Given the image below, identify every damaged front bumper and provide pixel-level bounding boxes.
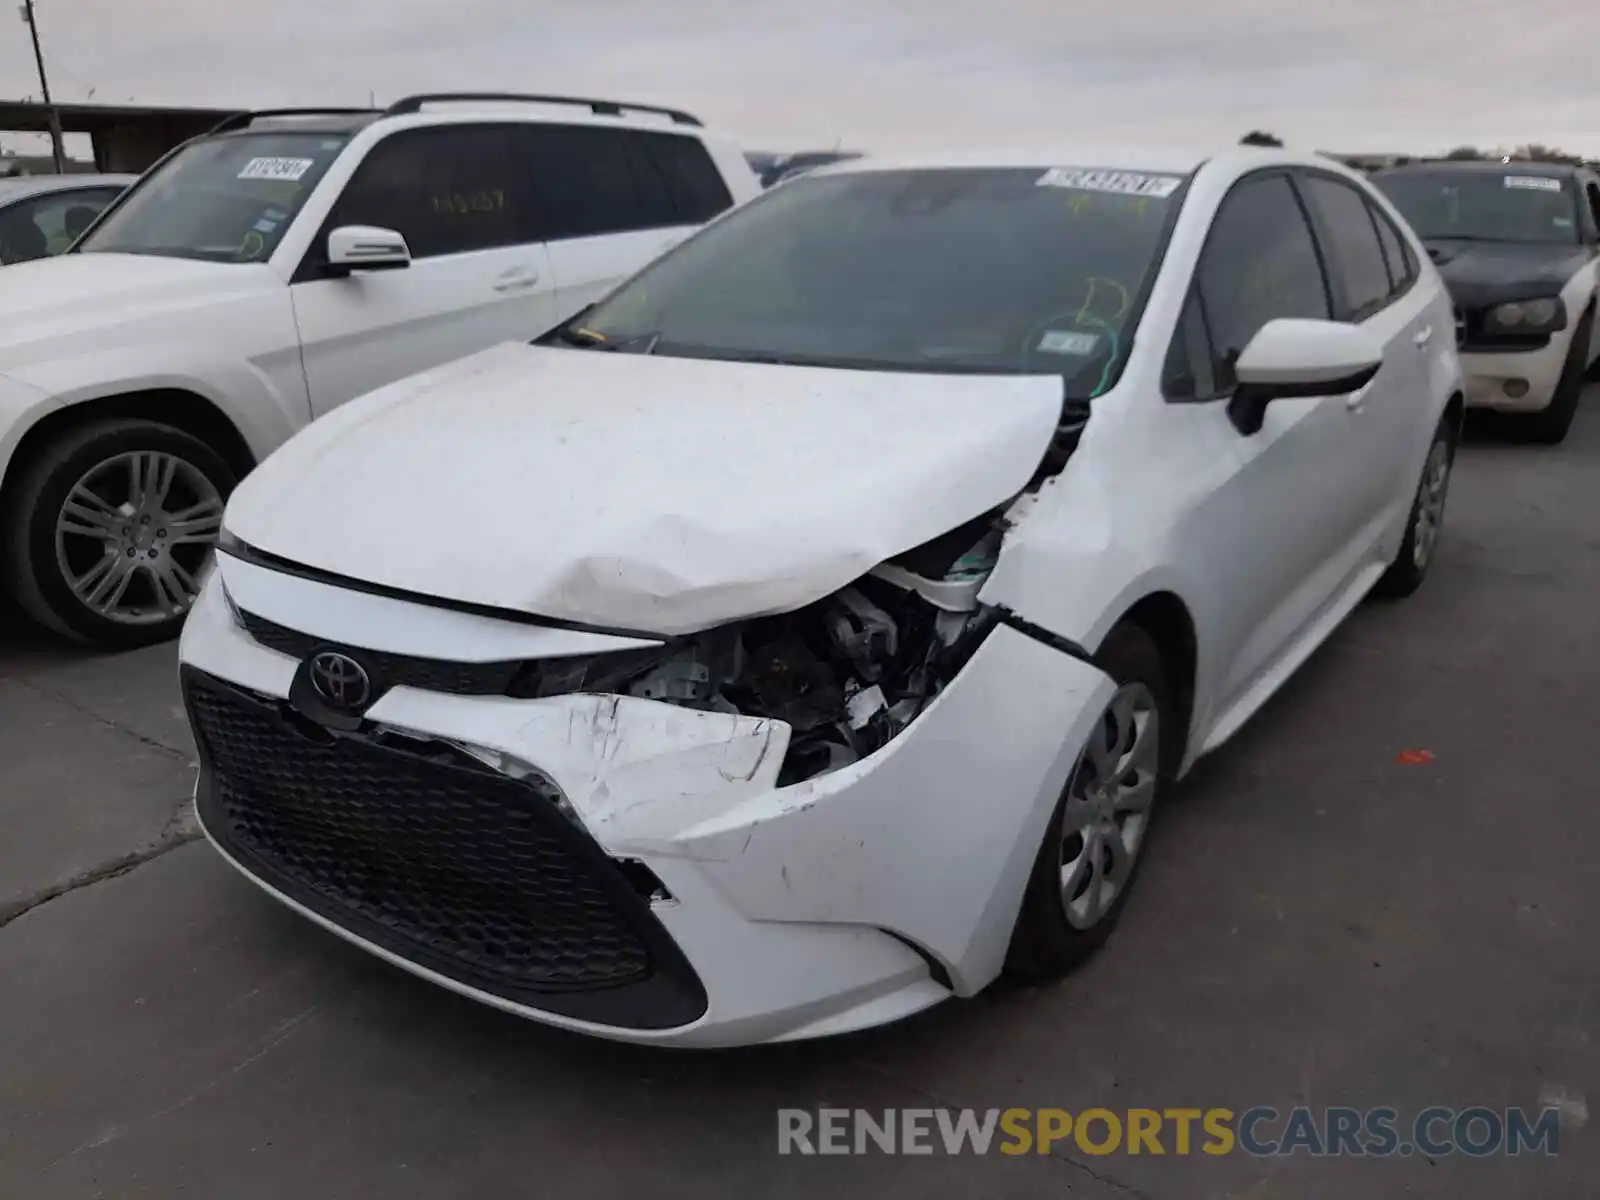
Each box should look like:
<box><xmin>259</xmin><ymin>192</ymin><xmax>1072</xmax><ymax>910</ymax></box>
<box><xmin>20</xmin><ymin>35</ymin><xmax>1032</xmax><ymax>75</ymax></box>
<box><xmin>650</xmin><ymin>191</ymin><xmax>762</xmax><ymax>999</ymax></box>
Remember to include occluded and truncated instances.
<box><xmin>180</xmin><ymin>558</ymin><xmax>1114</xmax><ymax>1047</ymax></box>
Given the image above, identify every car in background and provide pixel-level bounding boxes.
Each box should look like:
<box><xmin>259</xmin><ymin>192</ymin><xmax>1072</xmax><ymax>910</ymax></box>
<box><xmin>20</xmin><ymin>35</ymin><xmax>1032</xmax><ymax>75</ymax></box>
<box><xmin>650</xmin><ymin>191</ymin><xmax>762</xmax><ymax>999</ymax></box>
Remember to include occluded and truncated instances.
<box><xmin>0</xmin><ymin>93</ymin><xmax>759</xmax><ymax>649</ymax></box>
<box><xmin>744</xmin><ymin>150</ymin><xmax>782</xmax><ymax>180</ymax></box>
<box><xmin>755</xmin><ymin>149</ymin><xmax>864</xmax><ymax>188</ymax></box>
<box><xmin>0</xmin><ymin>174</ymin><xmax>135</xmax><ymax>265</ymax></box>
<box><xmin>181</xmin><ymin>145</ymin><xmax>1463</xmax><ymax>1047</ymax></box>
<box><xmin>1373</xmin><ymin>160</ymin><xmax>1600</xmax><ymax>442</ymax></box>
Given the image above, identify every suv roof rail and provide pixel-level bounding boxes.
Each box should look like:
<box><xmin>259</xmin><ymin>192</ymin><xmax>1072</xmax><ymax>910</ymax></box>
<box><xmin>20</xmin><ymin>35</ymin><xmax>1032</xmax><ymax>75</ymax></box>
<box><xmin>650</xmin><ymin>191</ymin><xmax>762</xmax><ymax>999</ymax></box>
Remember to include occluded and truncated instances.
<box><xmin>381</xmin><ymin>92</ymin><xmax>703</xmax><ymax>127</ymax></box>
<box><xmin>207</xmin><ymin>107</ymin><xmax>381</xmax><ymax>135</ymax></box>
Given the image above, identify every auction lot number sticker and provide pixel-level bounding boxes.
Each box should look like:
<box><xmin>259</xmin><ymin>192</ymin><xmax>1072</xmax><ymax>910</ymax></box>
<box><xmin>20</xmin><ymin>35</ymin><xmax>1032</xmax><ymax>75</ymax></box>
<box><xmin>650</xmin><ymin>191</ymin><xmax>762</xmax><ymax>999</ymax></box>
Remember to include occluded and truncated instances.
<box><xmin>1037</xmin><ymin>168</ymin><xmax>1182</xmax><ymax>197</ymax></box>
<box><xmin>238</xmin><ymin>157</ymin><xmax>316</xmax><ymax>182</ymax></box>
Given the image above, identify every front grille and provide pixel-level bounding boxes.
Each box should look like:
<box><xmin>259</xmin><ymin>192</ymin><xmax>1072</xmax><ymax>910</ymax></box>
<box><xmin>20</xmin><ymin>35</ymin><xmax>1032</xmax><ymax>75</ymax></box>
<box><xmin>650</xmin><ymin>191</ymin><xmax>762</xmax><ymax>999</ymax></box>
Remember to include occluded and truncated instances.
<box><xmin>185</xmin><ymin>668</ymin><xmax>706</xmax><ymax>1027</ymax></box>
<box><xmin>238</xmin><ymin>609</ymin><xmax>522</xmax><ymax>696</ymax></box>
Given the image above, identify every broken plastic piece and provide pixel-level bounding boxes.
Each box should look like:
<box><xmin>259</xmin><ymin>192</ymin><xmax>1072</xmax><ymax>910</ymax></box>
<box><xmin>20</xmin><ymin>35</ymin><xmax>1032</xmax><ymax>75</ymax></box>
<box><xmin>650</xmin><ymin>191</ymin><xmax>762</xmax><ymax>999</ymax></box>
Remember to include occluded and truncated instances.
<box><xmin>826</xmin><ymin>588</ymin><xmax>898</xmax><ymax>679</ymax></box>
<box><xmin>630</xmin><ymin>658</ymin><xmax>714</xmax><ymax>703</ymax></box>
<box><xmin>846</xmin><ymin>684</ymin><xmax>887</xmax><ymax>730</ymax></box>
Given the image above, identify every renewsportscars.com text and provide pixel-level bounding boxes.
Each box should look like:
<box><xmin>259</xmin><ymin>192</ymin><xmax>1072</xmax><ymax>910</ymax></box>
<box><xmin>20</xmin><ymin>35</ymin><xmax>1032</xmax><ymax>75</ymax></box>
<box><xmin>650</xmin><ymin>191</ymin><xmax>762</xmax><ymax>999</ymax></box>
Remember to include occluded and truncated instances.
<box><xmin>777</xmin><ymin>1106</ymin><xmax>1562</xmax><ymax>1158</ymax></box>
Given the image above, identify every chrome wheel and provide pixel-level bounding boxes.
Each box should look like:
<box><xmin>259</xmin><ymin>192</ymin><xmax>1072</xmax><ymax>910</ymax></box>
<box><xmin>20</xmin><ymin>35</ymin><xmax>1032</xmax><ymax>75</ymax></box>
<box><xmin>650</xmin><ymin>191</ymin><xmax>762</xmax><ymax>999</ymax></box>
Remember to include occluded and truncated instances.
<box><xmin>1411</xmin><ymin>438</ymin><xmax>1452</xmax><ymax>571</ymax></box>
<box><xmin>53</xmin><ymin>451</ymin><xmax>224</xmax><ymax>626</ymax></box>
<box><xmin>1059</xmin><ymin>682</ymin><xmax>1160</xmax><ymax>931</ymax></box>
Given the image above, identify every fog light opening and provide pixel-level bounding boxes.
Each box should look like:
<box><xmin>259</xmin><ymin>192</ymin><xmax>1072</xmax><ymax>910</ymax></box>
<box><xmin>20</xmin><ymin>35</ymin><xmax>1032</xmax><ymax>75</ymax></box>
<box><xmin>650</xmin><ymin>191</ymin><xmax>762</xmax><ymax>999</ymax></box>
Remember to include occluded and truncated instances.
<box><xmin>1503</xmin><ymin>379</ymin><xmax>1530</xmax><ymax>399</ymax></box>
<box><xmin>615</xmin><ymin>858</ymin><xmax>677</xmax><ymax>906</ymax></box>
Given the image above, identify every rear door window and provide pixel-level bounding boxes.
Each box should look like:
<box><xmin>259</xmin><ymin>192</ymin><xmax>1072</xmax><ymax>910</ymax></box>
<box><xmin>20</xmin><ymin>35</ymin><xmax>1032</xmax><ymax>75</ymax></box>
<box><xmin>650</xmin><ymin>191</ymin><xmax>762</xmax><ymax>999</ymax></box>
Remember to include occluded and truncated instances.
<box><xmin>510</xmin><ymin>124</ymin><xmax>680</xmax><ymax>239</ymax></box>
<box><xmin>1368</xmin><ymin>200</ymin><xmax>1415</xmax><ymax>294</ymax></box>
<box><xmin>1300</xmin><ymin>175</ymin><xmax>1393</xmax><ymax>321</ymax></box>
<box><xmin>634</xmin><ymin>132</ymin><xmax>734</xmax><ymax>223</ymax></box>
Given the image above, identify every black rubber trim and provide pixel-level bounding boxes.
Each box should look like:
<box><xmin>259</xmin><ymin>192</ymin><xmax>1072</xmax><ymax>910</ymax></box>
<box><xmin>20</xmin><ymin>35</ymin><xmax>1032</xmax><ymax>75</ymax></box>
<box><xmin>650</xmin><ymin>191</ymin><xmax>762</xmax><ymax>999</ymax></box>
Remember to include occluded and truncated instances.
<box><xmin>1459</xmin><ymin>335</ymin><xmax>1555</xmax><ymax>354</ymax></box>
<box><xmin>185</xmin><ymin>666</ymin><xmax>709</xmax><ymax>1030</ymax></box>
<box><xmin>216</xmin><ymin>537</ymin><xmax>665</xmax><ymax>642</ymax></box>
<box><xmin>881</xmin><ymin>930</ymin><xmax>954</xmax><ymax>991</ymax></box>
<box><xmin>992</xmin><ymin>607</ymin><xmax>1094</xmax><ymax>664</ymax></box>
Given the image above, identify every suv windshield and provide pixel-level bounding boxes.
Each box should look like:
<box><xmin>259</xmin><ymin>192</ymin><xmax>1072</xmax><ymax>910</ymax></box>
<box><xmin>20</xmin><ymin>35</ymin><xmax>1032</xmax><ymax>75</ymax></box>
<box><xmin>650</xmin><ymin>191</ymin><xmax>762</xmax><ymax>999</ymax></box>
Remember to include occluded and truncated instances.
<box><xmin>570</xmin><ymin>166</ymin><xmax>1188</xmax><ymax>397</ymax></box>
<box><xmin>77</xmin><ymin>132</ymin><xmax>350</xmax><ymax>263</ymax></box>
<box><xmin>1374</xmin><ymin>169</ymin><xmax>1579</xmax><ymax>245</ymax></box>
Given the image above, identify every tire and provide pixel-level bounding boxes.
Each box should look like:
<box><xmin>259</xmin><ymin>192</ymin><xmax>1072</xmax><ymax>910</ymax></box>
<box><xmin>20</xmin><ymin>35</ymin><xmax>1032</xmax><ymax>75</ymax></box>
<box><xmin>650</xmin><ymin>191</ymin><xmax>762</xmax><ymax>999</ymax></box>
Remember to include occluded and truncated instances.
<box><xmin>1524</xmin><ymin>306</ymin><xmax>1593</xmax><ymax>445</ymax></box>
<box><xmin>3</xmin><ymin>419</ymin><xmax>236</xmax><ymax>649</ymax></box>
<box><xmin>1006</xmin><ymin>623</ymin><xmax>1172</xmax><ymax>981</ymax></box>
<box><xmin>1373</xmin><ymin>409</ymin><xmax>1457</xmax><ymax>600</ymax></box>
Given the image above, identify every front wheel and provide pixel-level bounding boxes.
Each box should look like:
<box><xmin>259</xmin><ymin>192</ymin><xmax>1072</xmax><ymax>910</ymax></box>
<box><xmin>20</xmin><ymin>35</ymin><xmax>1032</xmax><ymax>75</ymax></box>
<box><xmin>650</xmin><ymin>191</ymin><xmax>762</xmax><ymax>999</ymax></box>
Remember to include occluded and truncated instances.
<box><xmin>1006</xmin><ymin>623</ymin><xmax>1171</xmax><ymax>981</ymax></box>
<box><xmin>1373</xmin><ymin>411</ymin><xmax>1456</xmax><ymax>599</ymax></box>
<box><xmin>3</xmin><ymin>419</ymin><xmax>235</xmax><ymax>649</ymax></box>
<box><xmin>1524</xmin><ymin>307</ymin><xmax>1593</xmax><ymax>445</ymax></box>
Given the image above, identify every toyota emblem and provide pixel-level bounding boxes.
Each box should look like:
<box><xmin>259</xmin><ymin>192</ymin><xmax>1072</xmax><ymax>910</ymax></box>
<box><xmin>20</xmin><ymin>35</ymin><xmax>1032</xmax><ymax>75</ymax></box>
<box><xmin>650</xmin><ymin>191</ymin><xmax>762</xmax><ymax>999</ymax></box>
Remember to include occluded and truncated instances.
<box><xmin>308</xmin><ymin>651</ymin><xmax>373</xmax><ymax>711</ymax></box>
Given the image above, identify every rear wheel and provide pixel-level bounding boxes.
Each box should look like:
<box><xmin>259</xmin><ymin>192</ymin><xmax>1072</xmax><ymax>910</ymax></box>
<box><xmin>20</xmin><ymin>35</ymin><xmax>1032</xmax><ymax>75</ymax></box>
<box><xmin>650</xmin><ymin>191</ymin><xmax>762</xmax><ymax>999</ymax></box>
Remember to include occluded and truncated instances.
<box><xmin>3</xmin><ymin>419</ymin><xmax>235</xmax><ymax>648</ymax></box>
<box><xmin>1525</xmin><ymin>307</ymin><xmax>1593</xmax><ymax>445</ymax></box>
<box><xmin>1006</xmin><ymin>624</ymin><xmax>1170</xmax><ymax>980</ymax></box>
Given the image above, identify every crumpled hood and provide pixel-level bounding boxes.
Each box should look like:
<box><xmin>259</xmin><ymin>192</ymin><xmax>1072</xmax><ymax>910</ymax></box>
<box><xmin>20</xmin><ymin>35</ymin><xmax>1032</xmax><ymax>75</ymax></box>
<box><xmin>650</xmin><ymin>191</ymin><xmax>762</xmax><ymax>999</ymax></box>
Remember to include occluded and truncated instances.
<box><xmin>225</xmin><ymin>341</ymin><xmax>1065</xmax><ymax>635</ymax></box>
<box><xmin>0</xmin><ymin>252</ymin><xmax>276</xmax><ymax>369</ymax></box>
<box><xmin>1425</xmin><ymin>239</ymin><xmax>1594</xmax><ymax>309</ymax></box>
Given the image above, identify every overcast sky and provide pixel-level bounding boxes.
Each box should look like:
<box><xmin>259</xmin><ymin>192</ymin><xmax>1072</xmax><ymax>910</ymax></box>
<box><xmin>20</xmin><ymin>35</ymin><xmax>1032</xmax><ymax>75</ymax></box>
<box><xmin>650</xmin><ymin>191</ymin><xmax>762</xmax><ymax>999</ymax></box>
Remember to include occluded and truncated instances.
<box><xmin>4</xmin><ymin>0</ymin><xmax>1599</xmax><ymax>157</ymax></box>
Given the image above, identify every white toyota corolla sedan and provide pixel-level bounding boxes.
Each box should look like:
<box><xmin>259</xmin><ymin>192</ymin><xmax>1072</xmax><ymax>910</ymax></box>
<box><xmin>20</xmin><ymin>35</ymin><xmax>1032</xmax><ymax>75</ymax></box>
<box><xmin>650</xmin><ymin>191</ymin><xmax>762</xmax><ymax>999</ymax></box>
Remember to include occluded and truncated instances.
<box><xmin>180</xmin><ymin>144</ymin><xmax>1464</xmax><ymax>1047</ymax></box>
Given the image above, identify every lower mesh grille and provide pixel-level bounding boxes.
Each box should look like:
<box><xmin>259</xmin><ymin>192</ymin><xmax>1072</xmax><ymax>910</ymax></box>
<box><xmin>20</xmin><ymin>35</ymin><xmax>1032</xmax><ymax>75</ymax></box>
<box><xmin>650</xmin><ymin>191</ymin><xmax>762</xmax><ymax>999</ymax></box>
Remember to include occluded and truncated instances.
<box><xmin>184</xmin><ymin>668</ymin><xmax>706</xmax><ymax>1027</ymax></box>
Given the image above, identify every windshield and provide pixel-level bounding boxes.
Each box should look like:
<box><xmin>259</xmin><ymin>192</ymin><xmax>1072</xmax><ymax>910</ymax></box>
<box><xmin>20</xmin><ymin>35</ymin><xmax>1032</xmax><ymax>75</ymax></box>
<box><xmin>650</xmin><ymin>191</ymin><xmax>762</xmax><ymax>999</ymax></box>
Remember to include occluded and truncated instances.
<box><xmin>77</xmin><ymin>132</ymin><xmax>350</xmax><ymax>263</ymax></box>
<box><xmin>1375</xmin><ymin>170</ymin><xmax>1578</xmax><ymax>245</ymax></box>
<box><xmin>570</xmin><ymin>166</ymin><xmax>1188</xmax><ymax>397</ymax></box>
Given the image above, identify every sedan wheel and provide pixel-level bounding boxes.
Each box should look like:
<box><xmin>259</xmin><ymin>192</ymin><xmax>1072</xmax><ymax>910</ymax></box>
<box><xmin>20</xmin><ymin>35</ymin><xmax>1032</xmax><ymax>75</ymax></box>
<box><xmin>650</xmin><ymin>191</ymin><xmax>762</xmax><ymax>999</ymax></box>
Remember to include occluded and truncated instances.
<box><xmin>1374</xmin><ymin>411</ymin><xmax>1457</xmax><ymax>600</ymax></box>
<box><xmin>1059</xmin><ymin>682</ymin><xmax>1159</xmax><ymax>930</ymax></box>
<box><xmin>1409</xmin><ymin>437</ymin><xmax>1452</xmax><ymax>572</ymax></box>
<box><xmin>1007</xmin><ymin>623</ymin><xmax>1172</xmax><ymax>980</ymax></box>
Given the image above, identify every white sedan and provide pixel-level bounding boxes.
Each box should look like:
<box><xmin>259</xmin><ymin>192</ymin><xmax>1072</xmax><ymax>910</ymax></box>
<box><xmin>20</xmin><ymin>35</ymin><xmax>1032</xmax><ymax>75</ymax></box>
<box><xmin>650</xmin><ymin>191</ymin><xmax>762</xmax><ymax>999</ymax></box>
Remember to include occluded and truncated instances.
<box><xmin>179</xmin><ymin>144</ymin><xmax>1464</xmax><ymax>1047</ymax></box>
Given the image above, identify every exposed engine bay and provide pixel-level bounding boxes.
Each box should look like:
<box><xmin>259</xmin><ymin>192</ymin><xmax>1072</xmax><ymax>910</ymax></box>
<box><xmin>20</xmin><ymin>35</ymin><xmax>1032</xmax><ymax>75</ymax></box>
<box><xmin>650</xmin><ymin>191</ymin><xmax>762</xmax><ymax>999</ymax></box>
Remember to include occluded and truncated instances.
<box><xmin>500</xmin><ymin>401</ymin><xmax>1092</xmax><ymax>784</ymax></box>
<box><xmin>508</xmin><ymin>518</ymin><xmax>1011</xmax><ymax>785</ymax></box>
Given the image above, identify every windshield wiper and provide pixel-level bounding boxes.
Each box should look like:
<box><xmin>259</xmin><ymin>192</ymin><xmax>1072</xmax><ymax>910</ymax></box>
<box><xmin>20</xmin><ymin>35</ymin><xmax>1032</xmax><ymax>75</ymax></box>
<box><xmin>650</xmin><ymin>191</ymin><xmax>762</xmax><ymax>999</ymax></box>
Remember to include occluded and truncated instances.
<box><xmin>551</xmin><ymin>327</ymin><xmax>661</xmax><ymax>354</ymax></box>
<box><xmin>553</xmin><ymin>326</ymin><xmax>611</xmax><ymax>348</ymax></box>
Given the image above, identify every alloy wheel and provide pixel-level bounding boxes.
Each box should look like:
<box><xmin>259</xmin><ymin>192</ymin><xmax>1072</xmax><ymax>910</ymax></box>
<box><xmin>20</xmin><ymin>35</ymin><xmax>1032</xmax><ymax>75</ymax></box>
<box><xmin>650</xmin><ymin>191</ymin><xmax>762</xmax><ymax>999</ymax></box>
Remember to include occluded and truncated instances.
<box><xmin>53</xmin><ymin>450</ymin><xmax>225</xmax><ymax>626</ymax></box>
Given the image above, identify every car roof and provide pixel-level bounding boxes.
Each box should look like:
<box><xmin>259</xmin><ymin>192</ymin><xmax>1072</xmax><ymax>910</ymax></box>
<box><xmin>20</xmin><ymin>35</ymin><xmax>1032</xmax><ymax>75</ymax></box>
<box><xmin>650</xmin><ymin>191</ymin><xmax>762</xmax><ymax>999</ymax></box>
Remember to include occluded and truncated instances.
<box><xmin>234</xmin><ymin>113</ymin><xmax>383</xmax><ymax>136</ymax></box>
<box><xmin>207</xmin><ymin>96</ymin><xmax>716</xmax><ymax>143</ymax></box>
<box><xmin>1373</xmin><ymin>160</ymin><xmax>1579</xmax><ymax>180</ymax></box>
<box><xmin>0</xmin><ymin>173</ymin><xmax>137</xmax><ymax>201</ymax></box>
<box><xmin>812</xmin><ymin>144</ymin><xmax>1344</xmax><ymax>179</ymax></box>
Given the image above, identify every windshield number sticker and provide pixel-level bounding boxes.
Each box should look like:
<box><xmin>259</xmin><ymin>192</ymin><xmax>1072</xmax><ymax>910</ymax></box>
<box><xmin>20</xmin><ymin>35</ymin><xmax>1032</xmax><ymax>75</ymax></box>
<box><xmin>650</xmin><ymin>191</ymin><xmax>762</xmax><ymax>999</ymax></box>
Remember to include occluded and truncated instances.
<box><xmin>1037</xmin><ymin>168</ymin><xmax>1181</xmax><ymax>198</ymax></box>
<box><xmin>1038</xmin><ymin>330</ymin><xmax>1101</xmax><ymax>356</ymax></box>
<box><xmin>1505</xmin><ymin>175</ymin><xmax>1561</xmax><ymax>192</ymax></box>
<box><xmin>238</xmin><ymin>157</ymin><xmax>315</xmax><ymax>182</ymax></box>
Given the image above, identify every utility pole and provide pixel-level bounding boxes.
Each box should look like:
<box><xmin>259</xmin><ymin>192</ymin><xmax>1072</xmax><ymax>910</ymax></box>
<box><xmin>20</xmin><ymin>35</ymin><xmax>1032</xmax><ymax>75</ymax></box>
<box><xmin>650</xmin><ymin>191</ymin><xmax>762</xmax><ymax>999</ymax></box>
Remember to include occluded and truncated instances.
<box><xmin>19</xmin><ymin>0</ymin><xmax>66</xmax><ymax>173</ymax></box>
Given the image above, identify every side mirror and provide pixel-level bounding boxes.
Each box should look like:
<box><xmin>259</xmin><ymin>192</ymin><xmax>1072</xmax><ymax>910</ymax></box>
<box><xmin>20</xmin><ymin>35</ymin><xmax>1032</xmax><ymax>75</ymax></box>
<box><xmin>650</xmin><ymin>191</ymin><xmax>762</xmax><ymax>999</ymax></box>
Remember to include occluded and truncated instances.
<box><xmin>1227</xmin><ymin>318</ymin><xmax>1385</xmax><ymax>436</ymax></box>
<box><xmin>326</xmin><ymin>224</ymin><xmax>411</xmax><ymax>274</ymax></box>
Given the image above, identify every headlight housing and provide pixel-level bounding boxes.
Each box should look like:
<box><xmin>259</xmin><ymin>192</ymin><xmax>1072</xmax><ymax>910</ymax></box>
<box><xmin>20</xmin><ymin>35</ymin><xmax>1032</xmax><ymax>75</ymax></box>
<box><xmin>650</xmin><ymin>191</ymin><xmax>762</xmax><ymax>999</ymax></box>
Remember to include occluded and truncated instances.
<box><xmin>1484</xmin><ymin>297</ymin><xmax>1566</xmax><ymax>335</ymax></box>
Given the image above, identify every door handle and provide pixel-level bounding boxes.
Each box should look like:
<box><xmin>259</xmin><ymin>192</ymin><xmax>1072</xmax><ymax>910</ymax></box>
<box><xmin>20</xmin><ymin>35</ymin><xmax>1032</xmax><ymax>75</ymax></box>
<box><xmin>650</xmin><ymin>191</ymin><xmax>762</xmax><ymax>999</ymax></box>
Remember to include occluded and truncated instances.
<box><xmin>493</xmin><ymin>267</ymin><xmax>539</xmax><ymax>293</ymax></box>
<box><xmin>1413</xmin><ymin>326</ymin><xmax>1433</xmax><ymax>348</ymax></box>
<box><xmin>1346</xmin><ymin>385</ymin><xmax>1370</xmax><ymax>412</ymax></box>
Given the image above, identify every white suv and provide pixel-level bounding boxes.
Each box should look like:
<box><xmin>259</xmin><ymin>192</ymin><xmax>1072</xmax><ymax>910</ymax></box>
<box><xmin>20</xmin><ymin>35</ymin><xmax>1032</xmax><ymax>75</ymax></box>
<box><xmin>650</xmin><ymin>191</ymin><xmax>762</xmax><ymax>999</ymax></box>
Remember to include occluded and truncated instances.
<box><xmin>0</xmin><ymin>92</ymin><xmax>759</xmax><ymax>647</ymax></box>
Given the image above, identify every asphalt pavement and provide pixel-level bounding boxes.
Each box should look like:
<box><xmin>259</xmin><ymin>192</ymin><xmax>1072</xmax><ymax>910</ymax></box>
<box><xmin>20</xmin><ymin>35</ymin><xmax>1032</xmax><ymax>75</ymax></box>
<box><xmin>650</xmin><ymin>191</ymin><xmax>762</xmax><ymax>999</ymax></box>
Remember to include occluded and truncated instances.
<box><xmin>3</xmin><ymin>390</ymin><xmax>1599</xmax><ymax>1199</ymax></box>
